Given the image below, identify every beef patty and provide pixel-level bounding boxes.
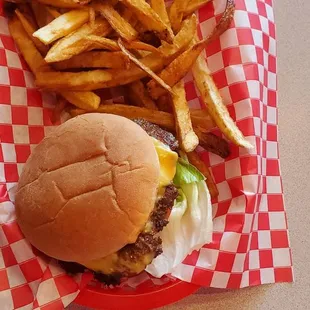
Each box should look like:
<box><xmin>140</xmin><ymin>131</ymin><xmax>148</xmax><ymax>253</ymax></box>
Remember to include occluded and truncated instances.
<box><xmin>59</xmin><ymin>185</ymin><xmax>178</xmax><ymax>285</ymax></box>
<box><xmin>134</xmin><ymin>119</ymin><xmax>179</xmax><ymax>151</ymax></box>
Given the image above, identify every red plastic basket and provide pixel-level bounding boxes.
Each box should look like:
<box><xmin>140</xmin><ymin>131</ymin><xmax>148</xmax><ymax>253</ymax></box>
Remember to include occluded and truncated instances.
<box><xmin>75</xmin><ymin>280</ymin><xmax>200</xmax><ymax>310</ymax></box>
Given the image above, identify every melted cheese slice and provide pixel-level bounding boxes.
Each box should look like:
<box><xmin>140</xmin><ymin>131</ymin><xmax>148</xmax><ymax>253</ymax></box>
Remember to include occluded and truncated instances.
<box><xmin>81</xmin><ymin>139</ymin><xmax>178</xmax><ymax>274</ymax></box>
<box><xmin>152</xmin><ymin>138</ymin><xmax>178</xmax><ymax>188</ymax></box>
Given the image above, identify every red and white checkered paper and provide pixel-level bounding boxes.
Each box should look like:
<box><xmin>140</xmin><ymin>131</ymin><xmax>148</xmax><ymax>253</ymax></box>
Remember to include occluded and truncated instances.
<box><xmin>0</xmin><ymin>0</ymin><xmax>293</xmax><ymax>309</ymax></box>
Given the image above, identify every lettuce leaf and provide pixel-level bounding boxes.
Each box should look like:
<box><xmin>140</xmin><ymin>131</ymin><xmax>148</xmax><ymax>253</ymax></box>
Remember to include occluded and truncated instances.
<box><xmin>173</xmin><ymin>158</ymin><xmax>205</xmax><ymax>186</ymax></box>
<box><xmin>146</xmin><ymin>181</ymin><xmax>213</xmax><ymax>278</ymax></box>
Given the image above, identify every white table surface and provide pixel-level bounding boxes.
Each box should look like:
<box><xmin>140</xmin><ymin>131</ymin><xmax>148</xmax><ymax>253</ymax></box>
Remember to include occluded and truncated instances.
<box><xmin>69</xmin><ymin>0</ymin><xmax>310</xmax><ymax>309</ymax></box>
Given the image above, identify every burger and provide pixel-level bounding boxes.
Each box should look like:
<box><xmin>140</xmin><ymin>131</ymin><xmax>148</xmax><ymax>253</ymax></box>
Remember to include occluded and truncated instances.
<box><xmin>15</xmin><ymin>113</ymin><xmax>212</xmax><ymax>285</ymax></box>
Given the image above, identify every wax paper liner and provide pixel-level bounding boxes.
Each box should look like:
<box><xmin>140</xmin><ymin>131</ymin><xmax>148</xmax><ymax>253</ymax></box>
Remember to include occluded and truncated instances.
<box><xmin>0</xmin><ymin>0</ymin><xmax>293</xmax><ymax>309</ymax></box>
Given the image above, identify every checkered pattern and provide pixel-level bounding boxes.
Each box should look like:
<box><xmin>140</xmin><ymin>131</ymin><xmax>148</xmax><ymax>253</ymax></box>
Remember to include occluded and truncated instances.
<box><xmin>0</xmin><ymin>0</ymin><xmax>293</xmax><ymax>308</ymax></box>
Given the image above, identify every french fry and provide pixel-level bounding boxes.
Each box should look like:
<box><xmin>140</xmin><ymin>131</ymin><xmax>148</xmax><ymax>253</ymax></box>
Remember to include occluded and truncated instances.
<box><xmin>191</xmin><ymin>113</ymin><xmax>214</xmax><ymax>132</ymax></box>
<box><xmin>84</xmin><ymin>37</ymin><xmax>161</xmax><ymax>53</ymax></box>
<box><xmin>8</xmin><ymin>15</ymin><xmax>100</xmax><ymax>111</ymax></box>
<box><xmin>37</xmin><ymin>0</ymin><xmax>91</xmax><ymax>9</ymax></box>
<box><xmin>187</xmin><ymin>151</ymin><xmax>219</xmax><ymax>199</ymax></box>
<box><xmin>33</xmin><ymin>9</ymin><xmax>90</xmax><ymax>45</ymax></box>
<box><xmin>183</xmin><ymin>0</ymin><xmax>211</xmax><ymax>17</ymax></box>
<box><xmin>150</xmin><ymin>0</ymin><xmax>171</xmax><ymax>28</ymax></box>
<box><xmin>192</xmin><ymin>54</ymin><xmax>252</xmax><ymax>149</ymax></box>
<box><xmin>93</xmin><ymin>1</ymin><xmax>138</xmax><ymax>42</ymax></box>
<box><xmin>124</xmin><ymin>41</ymin><xmax>161</xmax><ymax>54</ymax></box>
<box><xmin>45</xmin><ymin>18</ymin><xmax>111</xmax><ymax>62</ymax></box>
<box><xmin>127</xmin><ymin>81</ymin><xmax>158</xmax><ymax>110</ymax></box>
<box><xmin>70</xmin><ymin>104</ymin><xmax>176</xmax><ymax>131</ymax></box>
<box><xmin>147</xmin><ymin>39</ymin><xmax>203</xmax><ymax>99</ymax></box>
<box><xmin>9</xmin><ymin>15</ymin><xmax>50</xmax><ymax>74</ymax></box>
<box><xmin>195</xmin><ymin>129</ymin><xmax>230</xmax><ymax>158</ymax></box>
<box><xmin>36</xmin><ymin>17</ymin><xmax>198</xmax><ymax>90</ymax></box>
<box><xmin>121</xmin><ymin>0</ymin><xmax>174</xmax><ymax>43</ymax></box>
<box><xmin>172</xmin><ymin>81</ymin><xmax>199</xmax><ymax>152</ymax></box>
<box><xmin>35</xmin><ymin>65</ymin><xmax>160</xmax><ymax>91</ymax></box>
<box><xmin>189</xmin><ymin>109</ymin><xmax>215</xmax><ymax>130</ymax></box>
<box><xmin>60</xmin><ymin>91</ymin><xmax>100</xmax><ymax>110</ymax></box>
<box><xmin>147</xmin><ymin>1</ymin><xmax>235</xmax><ymax>99</ymax></box>
<box><xmin>118</xmin><ymin>40</ymin><xmax>174</xmax><ymax>95</ymax></box>
<box><xmin>53</xmin><ymin>51</ymin><xmax>130</xmax><ymax>70</ymax></box>
<box><xmin>169</xmin><ymin>0</ymin><xmax>191</xmax><ymax>34</ymax></box>
<box><xmin>69</xmin><ymin>104</ymin><xmax>215</xmax><ymax>133</ymax></box>
<box><xmin>15</xmin><ymin>9</ymin><xmax>49</xmax><ymax>55</ymax></box>
<box><xmin>162</xmin><ymin>14</ymin><xmax>197</xmax><ymax>59</ymax></box>
<box><xmin>206</xmin><ymin>0</ymin><xmax>235</xmax><ymax>44</ymax></box>
<box><xmin>86</xmin><ymin>35</ymin><xmax>120</xmax><ymax>50</ymax></box>
<box><xmin>190</xmin><ymin>109</ymin><xmax>210</xmax><ymax>118</ymax></box>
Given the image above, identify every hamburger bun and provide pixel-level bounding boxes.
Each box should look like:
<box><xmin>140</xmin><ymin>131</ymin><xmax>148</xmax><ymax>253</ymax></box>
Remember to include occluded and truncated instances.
<box><xmin>15</xmin><ymin>114</ymin><xmax>160</xmax><ymax>263</ymax></box>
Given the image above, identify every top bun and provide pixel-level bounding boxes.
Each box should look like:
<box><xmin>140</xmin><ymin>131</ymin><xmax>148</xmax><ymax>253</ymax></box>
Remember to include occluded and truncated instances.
<box><xmin>15</xmin><ymin>114</ymin><xmax>160</xmax><ymax>263</ymax></box>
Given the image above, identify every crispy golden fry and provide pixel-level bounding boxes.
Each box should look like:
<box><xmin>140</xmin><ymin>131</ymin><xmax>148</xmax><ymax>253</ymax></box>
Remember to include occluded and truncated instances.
<box><xmin>127</xmin><ymin>81</ymin><xmax>158</xmax><ymax>110</ymax></box>
<box><xmin>189</xmin><ymin>109</ymin><xmax>215</xmax><ymax>129</ymax></box>
<box><xmin>69</xmin><ymin>104</ymin><xmax>214</xmax><ymax>133</ymax></box>
<box><xmin>83</xmin><ymin>36</ymin><xmax>161</xmax><ymax>53</ymax></box>
<box><xmin>86</xmin><ymin>35</ymin><xmax>120</xmax><ymax>50</ymax></box>
<box><xmin>183</xmin><ymin>0</ymin><xmax>211</xmax><ymax>17</ymax></box>
<box><xmin>195</xmin><ymin>129</ymin><xmax>230</xmax><ymax>158</ymax></box>
<box><xmin>156</xmin><ymin>96</ymin><xmax>214</xmax><ymax>129</ymax></box>
<box><xmin>45</xmin><ymin>18</ymin><xmax>111</xmax><ymax>62</ymax></box>
<box><xmin>93</xmin><ymin>1</ymin><xmax>138</xmax><ymax>42</ymax></box>
<box><xmin>187</xmin><ymin>151</ymin><xmax>219</xmax><ymax>199</ymax></box>
<box><xmin>33</xmin><ymin>9</ymin><xmax>90</xmax><ymax>45</ymax></box>
<box><xmin>121</xmin><ymin>0</ymin><xmax>174</xmax><ymax>43</ymax></box>
<box><xmin>35</xmin><ymin>64</ymin><xmax>158</xmax><ymax>91</ymax></box>
<box><xmin>147</xmin><ymin>39</ymin><xmax>203</xmax><ymax>99</ymax></box>
<box><xmin>169</xmin><ymin>0</ymin><xmax>190</xmax><ymax>34</ymax></box>
<box><xmin>37</xmin><ymin>0</ymin><xmax>91</xmax><ymax>9</ymax></box>
<box><xmin>124</xmin><ymin>41</ymin><xmax>161</xmax><ymax>54</ymax></box>
<box><xmin>118</xmin><ymin>40</ymin><xmax>174</xmax><ymax>95</ymax></box>
<box><xmin>60</xmin><ymin>91</ymin><xmax>100</xmax><ymax>110</ymax></box>
<box><xmin>8</xmin><ymin>16</ymin><xmax>50</xmax><ymax>74</ymax></box>
<box><xmin>150</xmin><ymin>0</ymin><xmax>171</xmax><ymax>28</ymax></box>
<box><xmin>36</xmin><ymin>17</ymin><xmax>197</xmax><ymax>90</ymax></box>
<box><xmin>8</xmin><ymin>15</ymin><xmax>100</xmax><ymax>111</ymax></box>
<box><xmin>147</xmin><ymin>1</ymin><xmax>235</xmax><ymax>98</ymax></box>
<box><xmin>31</xmin><ymin>1</ymin><xmax>55</xmax><ymax>28</ymax></box>
<box><xmin>15</xmin><ymin>9</ymin><xmax>49</xmax><ymax>55</ymax></box>
<box><xmin>209</xmin><ymin>0</ymin><xmax>235</xmax><ymax>44</ymax></box>
<box><xmin>172</xmin><ymin>81</ymin><xmax>199</xmax><ymax>152</ymax></box>
<box><xmin>70</xmin><ymin>104</ymin><xmax>176</xmax><ymax>131</ymax></box>
<box><xmin>134</xmin><ymin>50</ymin><xmax>151</xmax><ymax>58</ymax></box>
<box><xmin>192</xmin><ymin>54</ymin><xmax>252</xmax><ymax>149</ymax></box>
<box><xmin>53</xmin><ymin>51</ymin><xmax>130</xmax><ymax>70</ymax></box>
<box><xmin>163</xmin><ymin>14</ymin><xmax>197</xmax><ymax>59</ymax></box>
<box><xmin>190</xmin><ymin>109</ymin><xmax>210</xmax><ymax>118</ymax></box>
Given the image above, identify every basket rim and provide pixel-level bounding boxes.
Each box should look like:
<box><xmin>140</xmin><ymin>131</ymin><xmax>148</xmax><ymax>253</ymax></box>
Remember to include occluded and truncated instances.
<box><xmin>75</xmin><ymin>279</ymin><xmax>200</xmax><ymax>309</ymax></box>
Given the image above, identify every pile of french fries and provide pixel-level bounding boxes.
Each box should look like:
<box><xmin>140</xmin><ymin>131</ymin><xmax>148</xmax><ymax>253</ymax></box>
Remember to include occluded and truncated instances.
<box><xmin>6</xmin><ymin>0</ymin><xmax>252</xmax><ymax>199</ymax></box>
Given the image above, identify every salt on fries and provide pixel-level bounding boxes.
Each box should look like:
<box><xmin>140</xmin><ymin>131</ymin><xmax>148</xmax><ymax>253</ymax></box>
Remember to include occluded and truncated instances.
<box><xmin>5</xmin><ymin>0</ymin><xmax>252</xmax><ymax>198</ymax></box>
